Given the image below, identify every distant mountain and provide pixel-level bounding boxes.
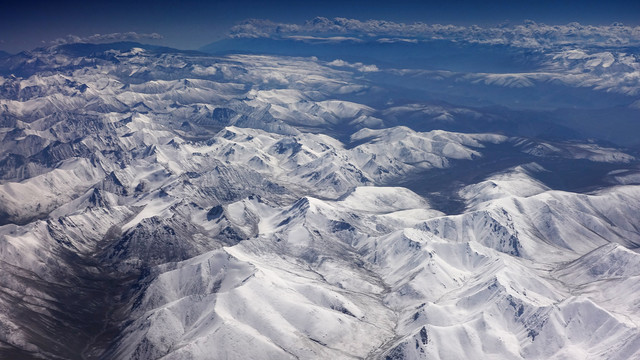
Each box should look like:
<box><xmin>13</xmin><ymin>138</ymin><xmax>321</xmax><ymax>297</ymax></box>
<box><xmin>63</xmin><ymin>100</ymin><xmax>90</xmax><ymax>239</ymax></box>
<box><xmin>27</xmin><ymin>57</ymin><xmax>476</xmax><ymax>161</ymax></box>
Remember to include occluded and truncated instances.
<box><xmin>51</xmin><ymin>41</ymin><xmax>200</xmax><ymax>57</ymax></box>
<box><xmin>0</xmin><ymin>42</ymin><xmax>205</xmax><ymax>78</ymax></box>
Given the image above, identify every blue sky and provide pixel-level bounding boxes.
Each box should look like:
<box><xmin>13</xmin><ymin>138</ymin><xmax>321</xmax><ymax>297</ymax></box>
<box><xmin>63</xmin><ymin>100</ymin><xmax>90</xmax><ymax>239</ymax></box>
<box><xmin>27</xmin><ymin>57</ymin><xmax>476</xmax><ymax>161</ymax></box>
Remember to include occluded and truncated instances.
<box><xmin>1</xmin><ymin>0</ymin><xmax>639</xmax><ymax>53</ymax></box>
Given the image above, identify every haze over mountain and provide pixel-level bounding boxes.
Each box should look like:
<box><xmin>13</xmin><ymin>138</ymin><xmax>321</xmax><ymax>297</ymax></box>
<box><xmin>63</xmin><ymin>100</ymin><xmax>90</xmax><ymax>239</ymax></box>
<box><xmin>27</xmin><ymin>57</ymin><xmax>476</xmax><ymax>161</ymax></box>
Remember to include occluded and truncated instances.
<box><xmin>1</xmin><ymin>6</ymin><xmax>640</xmax><ymax>360</ymax></box>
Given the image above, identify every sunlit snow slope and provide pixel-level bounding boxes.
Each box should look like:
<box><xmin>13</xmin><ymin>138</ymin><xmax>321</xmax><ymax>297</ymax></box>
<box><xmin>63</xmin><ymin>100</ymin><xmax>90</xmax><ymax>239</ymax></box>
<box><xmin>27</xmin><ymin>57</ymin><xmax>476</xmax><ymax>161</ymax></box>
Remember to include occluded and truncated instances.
<box><xmin>0</xmin><ymin>42</ymin><xmax>639</xmax><ymax>359</ymax></box>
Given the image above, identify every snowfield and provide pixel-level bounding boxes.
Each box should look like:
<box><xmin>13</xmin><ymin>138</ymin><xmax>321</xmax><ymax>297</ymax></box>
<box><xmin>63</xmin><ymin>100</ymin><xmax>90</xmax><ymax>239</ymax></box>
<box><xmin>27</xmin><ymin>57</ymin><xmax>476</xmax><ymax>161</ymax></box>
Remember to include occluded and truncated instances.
<box><xmin>0</xmin><ymin>41</ymin><xmax>639</xmax><ymax>359</ymax></box>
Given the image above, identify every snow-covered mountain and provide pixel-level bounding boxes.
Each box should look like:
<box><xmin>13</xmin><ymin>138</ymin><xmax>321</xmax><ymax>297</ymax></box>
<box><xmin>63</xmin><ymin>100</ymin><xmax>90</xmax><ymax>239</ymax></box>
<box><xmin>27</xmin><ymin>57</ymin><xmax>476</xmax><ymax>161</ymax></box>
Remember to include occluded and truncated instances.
<box><xmin>1</xmin><ymin>40</ymin><xmax>640</xmax><ymax>359</ymax></box>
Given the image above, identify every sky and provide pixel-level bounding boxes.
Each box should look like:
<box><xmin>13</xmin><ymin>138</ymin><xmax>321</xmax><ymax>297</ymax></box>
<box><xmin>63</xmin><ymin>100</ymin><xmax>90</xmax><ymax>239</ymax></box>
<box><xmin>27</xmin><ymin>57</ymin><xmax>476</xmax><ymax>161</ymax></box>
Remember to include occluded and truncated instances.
<box><xmin>1</xmin><ymin>0</ymin><xmax>639</xmax><ymax>53</ymax></box>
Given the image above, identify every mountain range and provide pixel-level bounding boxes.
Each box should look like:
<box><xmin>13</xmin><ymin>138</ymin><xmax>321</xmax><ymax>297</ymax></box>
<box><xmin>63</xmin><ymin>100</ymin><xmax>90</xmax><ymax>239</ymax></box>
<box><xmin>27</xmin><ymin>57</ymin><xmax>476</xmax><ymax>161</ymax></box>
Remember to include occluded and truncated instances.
<box><xmin>0</xmin><ymin>32</ymin><xmax>639</xmax><ymax>359</ymax></box>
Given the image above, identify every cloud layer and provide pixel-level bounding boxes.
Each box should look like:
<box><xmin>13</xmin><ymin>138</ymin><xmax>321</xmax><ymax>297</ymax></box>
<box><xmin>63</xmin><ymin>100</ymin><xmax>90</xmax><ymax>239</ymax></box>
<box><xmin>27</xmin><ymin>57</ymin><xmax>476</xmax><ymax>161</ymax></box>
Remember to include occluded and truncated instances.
<box><xmin>230</xmin><ymin>17</ymin><xmax>640</xmax><ymax>49</ymax></box>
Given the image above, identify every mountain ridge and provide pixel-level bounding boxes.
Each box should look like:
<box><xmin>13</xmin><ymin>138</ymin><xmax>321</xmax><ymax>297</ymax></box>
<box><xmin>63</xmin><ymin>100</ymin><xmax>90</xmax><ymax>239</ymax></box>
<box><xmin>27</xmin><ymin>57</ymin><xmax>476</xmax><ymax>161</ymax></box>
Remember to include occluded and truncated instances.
<box><xmin>0</xmin><ymin>41</ymin><xmax>639</xmax><ymax>359</ymax></box>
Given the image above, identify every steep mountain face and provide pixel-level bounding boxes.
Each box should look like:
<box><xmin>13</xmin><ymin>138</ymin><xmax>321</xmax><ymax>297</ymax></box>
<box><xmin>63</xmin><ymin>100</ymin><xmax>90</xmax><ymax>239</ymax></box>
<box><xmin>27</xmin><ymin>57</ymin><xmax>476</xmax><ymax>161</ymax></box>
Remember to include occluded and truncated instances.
<box><xmin>0</xmin><ymin>42</ymin><xmax>639</xmax><ymax>359</ymax></box>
